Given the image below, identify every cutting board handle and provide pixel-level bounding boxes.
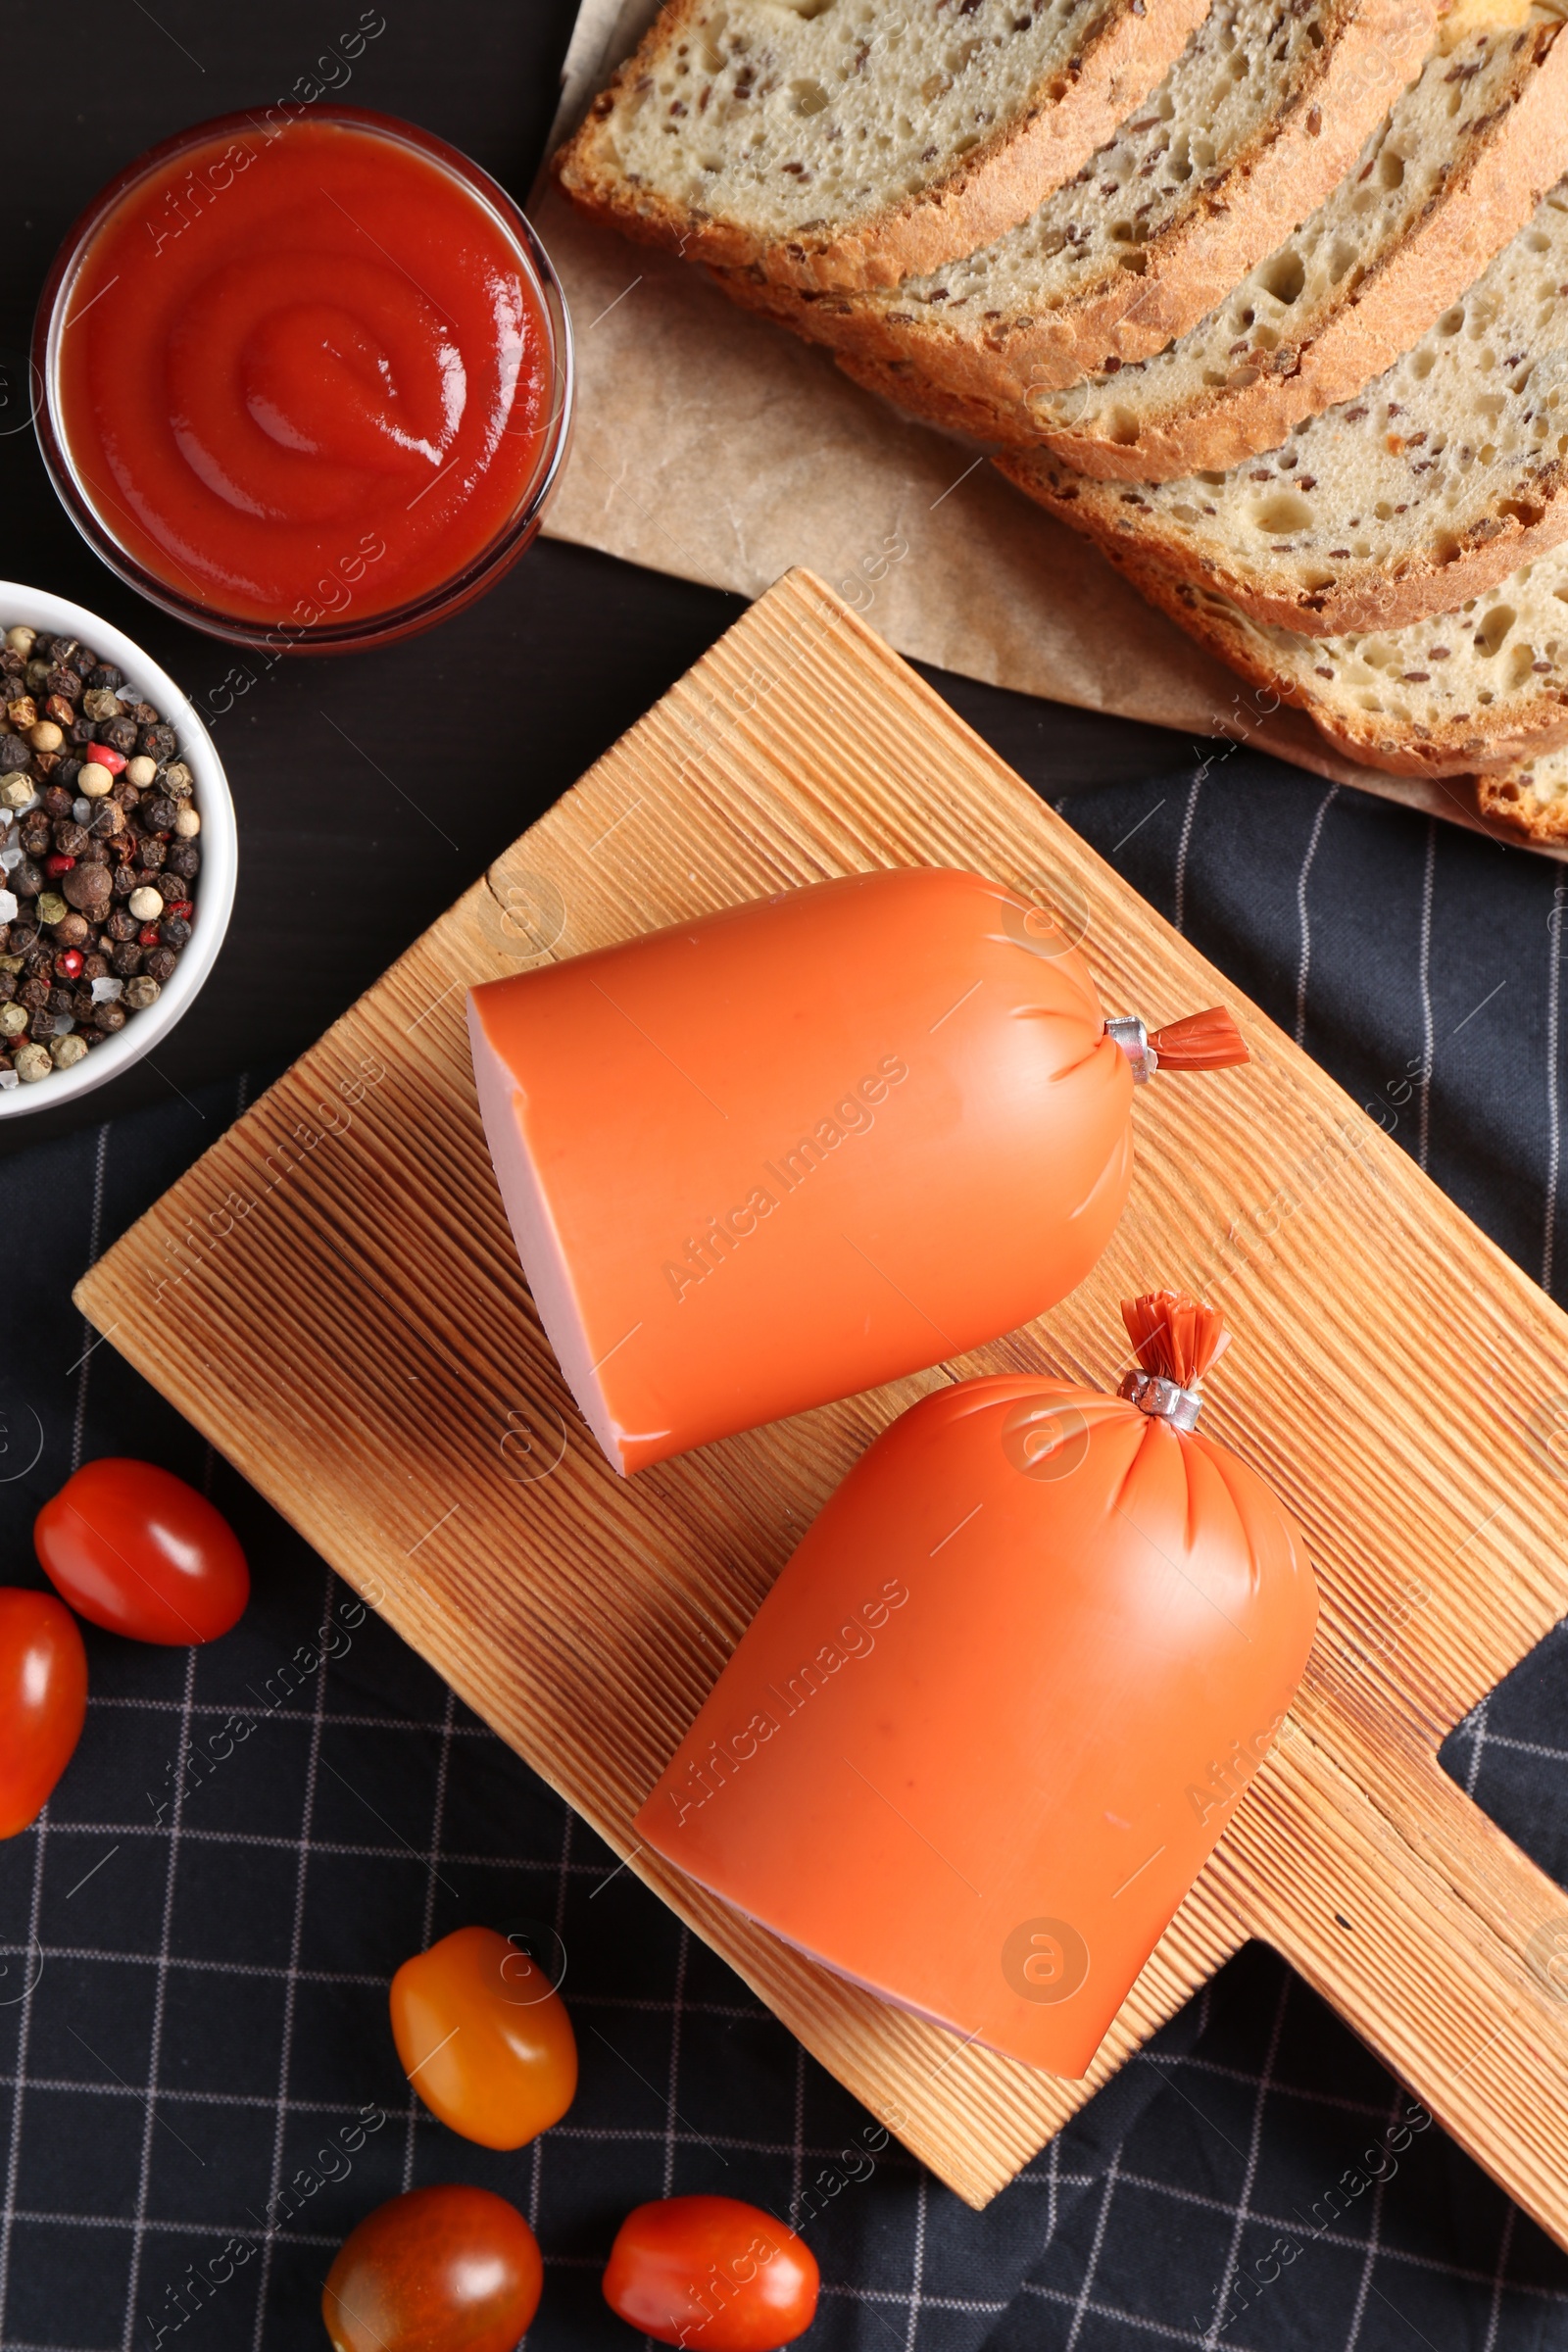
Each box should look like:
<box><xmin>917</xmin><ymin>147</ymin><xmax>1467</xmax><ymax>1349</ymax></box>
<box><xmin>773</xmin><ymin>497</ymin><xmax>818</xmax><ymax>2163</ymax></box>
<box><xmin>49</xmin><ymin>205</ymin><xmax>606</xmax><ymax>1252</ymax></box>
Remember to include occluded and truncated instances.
<box><xmin>1216</xmin><ymin>1707</ymin><xmax>1568</xmax><ymax>2245</ymax></box>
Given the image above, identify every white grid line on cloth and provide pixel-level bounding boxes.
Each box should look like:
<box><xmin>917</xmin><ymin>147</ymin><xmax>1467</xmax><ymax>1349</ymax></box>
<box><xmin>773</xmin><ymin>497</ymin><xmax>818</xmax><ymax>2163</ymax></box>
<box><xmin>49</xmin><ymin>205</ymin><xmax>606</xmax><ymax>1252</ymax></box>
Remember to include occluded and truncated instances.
<box><xmin>1342</xmin><ymin>2084</ymin><xmax>1403</xmax><ymax>2352</ymax></box>
<box><xmin>662</xmin><ymin>1924</ymin><xmax>690</xmax><ymax>2196</ymax></box>
<box><xmin>1484</xmin><ymin>2205</ymin><xmax>1519</xmax><ymax>2352</ymax></box>
<box><xmin>1131</xmin><ymin>2049</ymin><xmax>1399</xmax><ymax>2124</ymax></box>
<box><xmin>0</xmin><ymin>1946</ymin><xmax>767</xmax><ymax>2020</ymax></box>
<box><xmin>401</xmin><ymin>1685</ymin><xmax>457</xmax><ymax>2192</ymax></box>
<box><xmin>1416</xmin><ymin>818</ymin><xmax>1437</xmax><ymax>1175</ymax></box>
<box><xmin>118</xmin><ymin>1642</ymin><xmax>198</xmax><ymax>2352</ymax></box>
<box><xmin>249</xmin><ymin>1571</ymin><xmax>334</xmax><ymax>2351</ymax></box>
<box><xmin>1172</xmin><ymin>769</ymin><xmax>1202</xmax><ymax>937</ymax></box>
<box><xmin>1294</xmin><ymin>787</ymin><xmax>1339</xmax><ymax>1050</ymax></box>
<box><xmin>8</xmin><ymin>1821</ymin><xmax>614</xmax><ymax>1867</ymax></box>
<box><xmin>1200</xmin><ymin>1971</ymin><xmax>1291</xmax><ymax>2348</ymax></box>
<box><xmin>0</xmin><ymin>2088</ymin><xmax>893</xmax><ymax>2154</ymax></box>
<box><xmin>86</xmin><ymin>1693</ymin><xmax>514</xmax><ymax>1735</ymax></box>
<box><xmin>528</xmin><ymin>1801</ymin><xmax>574</xmax><ymax>2245</ymax></box>
<box><xmin>0</xmin><ymin>1789</ymin><xmax>51</xmax><ymax>2339</ymax></box>
<box><xmin>904</xmin><ymin>2173</ymin><xmax>929</xmax><ymax>2352</ymax></box>
<box><xmin>1547</xmin><ymin>875</ymin><xmax>1566</xmax><ymax>1293</ymax></box>
<box><xmin>791</xmin><ymin>2038</ymin><xmax>807</xmax><ymax>2230</ymax></box>
<box><xmin>1461</xmin><ymin>1697</ymin><xmax>1493</xmax><ymax>1796</ymax></box>
<box><xmin>1064</xmin><ymin>2143</ymin><xmax>1122</xmax><ymax>2352</ymax></box>
<box><xmin>1023</xmin><ymin>2276</ymin><xmax>1255</xmax><ymax>2348</ymax></box>
<box><xmin>821</xmin><ymin>2281</ymin><xmax>1009</xmax><ymax>2315</ymax></box>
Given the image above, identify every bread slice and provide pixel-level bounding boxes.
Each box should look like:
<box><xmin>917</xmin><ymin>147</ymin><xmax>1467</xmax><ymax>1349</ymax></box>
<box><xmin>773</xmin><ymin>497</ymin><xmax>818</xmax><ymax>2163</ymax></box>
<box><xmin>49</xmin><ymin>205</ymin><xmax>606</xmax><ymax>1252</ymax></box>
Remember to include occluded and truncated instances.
<box><xmin>706</xmin><ymin>0</ymin><xmax>1446</xmax><ymax>390</ymax></box>
<box><xmin>1037</xmin><ymin>15</ymin><xmax>1568</xmax><ymax>478</ymax></box>
<box><xmin>999</xmin><ymin>176</ymin><xmax>1568</xmax><ymax>635</ymax></box>
<box><xmin>552</xmin><ymin>0</ymin><xmax>1213</xmax><ymax>296</ymax></box>
<box><xmin>1102</xmin><ymin>534</ymin><xmax>1568</xmax><ymax>771</ymax></box>
<box><xmin>1474</xmin><ymin>741</ymin><xmax>1568</xmax><ymax>832</ymax></box>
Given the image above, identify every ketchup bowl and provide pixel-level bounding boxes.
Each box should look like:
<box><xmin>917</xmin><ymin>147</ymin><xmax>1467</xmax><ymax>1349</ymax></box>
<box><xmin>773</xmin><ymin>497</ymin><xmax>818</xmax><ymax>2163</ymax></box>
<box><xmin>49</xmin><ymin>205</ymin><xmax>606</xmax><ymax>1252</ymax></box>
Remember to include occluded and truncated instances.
<box><xmin>0</xmin><ymin>583</ymin><xmax>236</xmax><ymax>1118</ymax></box>
<box><xmin>33</xmin><ymin>109</ymin><xmax>574</xmax><ymax>653</ymax></box>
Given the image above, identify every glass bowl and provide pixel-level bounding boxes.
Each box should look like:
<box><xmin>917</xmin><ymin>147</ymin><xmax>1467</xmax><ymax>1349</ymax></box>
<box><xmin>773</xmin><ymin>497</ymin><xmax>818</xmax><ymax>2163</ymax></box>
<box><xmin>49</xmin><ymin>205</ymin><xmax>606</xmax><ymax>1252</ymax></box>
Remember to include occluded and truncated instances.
<box><xmin>32</xmin><ymin>108</ymin><xmax>574</xmax><ymax>655</ymax></box>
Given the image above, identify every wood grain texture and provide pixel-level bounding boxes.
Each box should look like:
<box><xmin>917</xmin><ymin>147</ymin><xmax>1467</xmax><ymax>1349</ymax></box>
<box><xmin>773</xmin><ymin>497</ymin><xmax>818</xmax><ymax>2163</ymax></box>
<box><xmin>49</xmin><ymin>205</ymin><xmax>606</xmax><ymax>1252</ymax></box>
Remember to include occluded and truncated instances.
<box><xmin>76</xmin><ymin>570</ymin><xmax>1568</xmax><ymax>2224</ymax></box>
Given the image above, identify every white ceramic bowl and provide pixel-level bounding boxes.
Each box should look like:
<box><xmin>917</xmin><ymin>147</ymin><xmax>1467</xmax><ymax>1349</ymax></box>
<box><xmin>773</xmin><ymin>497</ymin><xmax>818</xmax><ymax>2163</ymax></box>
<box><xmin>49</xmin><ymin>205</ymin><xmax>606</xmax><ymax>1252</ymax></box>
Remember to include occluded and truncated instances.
<box><xmin>0</xmin><ymin>582</ymin><xmax>236</xmax><ymax>1117</ymax></box>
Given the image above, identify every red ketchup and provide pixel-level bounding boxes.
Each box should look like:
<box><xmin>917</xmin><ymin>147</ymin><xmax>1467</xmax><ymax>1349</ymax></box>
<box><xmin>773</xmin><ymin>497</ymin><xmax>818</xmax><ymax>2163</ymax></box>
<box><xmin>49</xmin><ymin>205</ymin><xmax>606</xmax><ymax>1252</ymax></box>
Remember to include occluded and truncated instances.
<box><xmin>46</xmin><ymin>113</ymin><xmax>563</xmax><ymax>639</ymax></box>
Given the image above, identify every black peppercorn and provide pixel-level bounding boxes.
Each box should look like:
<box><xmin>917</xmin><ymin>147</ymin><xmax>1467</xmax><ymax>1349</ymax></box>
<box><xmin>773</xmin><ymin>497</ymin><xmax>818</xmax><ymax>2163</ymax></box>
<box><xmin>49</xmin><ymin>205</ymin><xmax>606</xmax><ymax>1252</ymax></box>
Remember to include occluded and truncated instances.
<box><xmin>43</xmin><ymin>667</ymin><xmax>80</xmax><ymax>705</ymax></box>
<box><xmin>68</xmin><ymin>718</ymin><xmax>96</xmax><ymax>750</ymax></box>
<box><xmin>103</xmin><ymin>716</ymin><xmax>137</xmax><ymax>756</ymax></box>
<box><xmin>109</xmin><ymin>942</ymin><xmax>143</xmax><ymax>977</ymax></box>
<box><xmin>166</xmin><ymin>842</ymin><xmax>200</xmax><ymax>880</ymax></box>
<box><xmin>12</xmin><ymin>858</ymin><xmax>41</xmax><ymax>899</ymax></box>
<box><xmin>105</xmin><ymin>908</ymin><xmax>138</xmax><ymax>942</ymax></box>
<box><xmin>42</xmin><ymin>785</ymin><xmax>73</xmax><ymax>819</ymax></box>
<box><xmin>81</xmin><ymin>953</ymin><xmax>108</xmax><ymax>982</ymax></box>
<box><xmin>89</xmin><ymin>803</ymin><xmax>122</xmax><ymax>841</ymax></box>
<box><xmin>19</xmin><ymin>822</ymin><xmax>49</xmax><ymax>859</ymax></box>
<box><xmin>145</xmin><ymin>944</ymin><xmax>179</xmax><ymax>981</ymax></box>
<box><xmin>0</xmin><ymin>736</ymin><xmax>28</xmax><ymax>773</ymax></box>
<box><xmin>47</xmin><ymin>985</ymin><xmax>73</xmax><ymax>1014</ymax></box>
<box><xmin>138</xmin><ymin>840</ymin><xmax>169</xmax><ymax>873</ymax></box>
<box><xmin>156</xmin><ymin>916</ymin><xmax>191</xmax><ymax>952</ymax></box>
<box><xmin>54</xmin><ymin>759</ymin><xmax>81</xmax><ymax>794</ymax></box>
<box><xmin>84</xmin><ymin>664</ymin><xmax>122</xmax><ymax>693</ymax></box>
<box><xmin>138</xmin><ymin>722</ymin><xmax>177</xmax><ymax>761</ymax></box>
<box><xmin>92</xmin><ymin>1001</ymin><xmax>127</xmax><ymax>1034</ymax></box>
<box><xmin>111</xmin><ymin>866</ymin><xmax>138</xmax><ymax>899</ymax></box>
<box><xmin>0</xmin><ymin>970</ymin><xmax>14</xmax><ymax>1002</ymax></box>
<box><xmin>142</xmin><ymin>794</ymin><xmax>177</xmax><ymax>833</ymax></box>
<box><xmin>71</xmin><ymin>986</ymin><xmax>94</xmax><ymax>1022</ymax></box>
<box><xmin>53</xmin><ymin>820</ymin><xmax>88</xmax><ymax>858</ymax></box>
<box><xmin>19</xmin><ymin>975</ymin><xmax>47</xmax><ymax>1009</ymax></box>
<box><xmin>79</xmin><ymin>839</ymin><xmax>110</xmax><ymax>867</ymax></box>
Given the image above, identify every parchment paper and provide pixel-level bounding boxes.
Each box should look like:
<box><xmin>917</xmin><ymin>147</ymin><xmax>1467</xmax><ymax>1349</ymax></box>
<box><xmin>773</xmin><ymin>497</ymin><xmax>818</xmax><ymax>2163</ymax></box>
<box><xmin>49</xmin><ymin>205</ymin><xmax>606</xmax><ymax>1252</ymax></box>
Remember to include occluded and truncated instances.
<box><xmin>535</xmin><ymin>1</ymin><xmax>1555</xmax><ymax>856</ymax></box>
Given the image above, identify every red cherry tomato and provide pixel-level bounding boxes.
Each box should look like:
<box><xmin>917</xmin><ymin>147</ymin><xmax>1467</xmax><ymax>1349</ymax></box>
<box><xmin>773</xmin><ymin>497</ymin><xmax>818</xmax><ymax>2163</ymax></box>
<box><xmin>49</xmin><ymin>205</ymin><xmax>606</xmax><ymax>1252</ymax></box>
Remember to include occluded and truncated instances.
<box><xmin>321</xmin><ymin>2186</ymin><xmax>542</xmax><ymax>2352</ymax></box>
<box><xmin>34</xmin><ymin>1458</ymin><xmax>249</xmax><ymax>1645</ymax></box>
<box><xmin>603</xmin><ymin>2196</ymin><xmax>819</xmax><ymax>2349</ymax></box>
<box><xmin>0</xmin><ymin>1590</ymin><xmax>88</xmax><ymax>1838</ymax></box>
<box><xmin>390</xmin><ymin>1925</ymin><xmax>577</xmax><ymax>2149</ymax></box>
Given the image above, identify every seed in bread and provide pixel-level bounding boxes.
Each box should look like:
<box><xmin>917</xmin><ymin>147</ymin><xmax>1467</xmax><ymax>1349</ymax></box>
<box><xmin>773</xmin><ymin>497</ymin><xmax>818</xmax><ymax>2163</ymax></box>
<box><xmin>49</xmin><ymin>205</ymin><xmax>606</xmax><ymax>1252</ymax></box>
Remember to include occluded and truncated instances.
<box><xmin>1035</xmin><ymin>17</ymin><xmax>1568</xmax><ymax>479</ymax></box>
<box><xmin>554</xmin><ymin>0</ymin><xmax>1213</xmax><ymax>295</ymax></box>
<box><xmin>1001</xmin><ymin>177</ymin><xmax>1568</xmax><ymax>636</ymax></box>
<box><xmin>706</xmin><ymin>0</ymin><xmax>1445</xmax><ymax>396</ymax></box>
<box><xmin>1100</xmin><ymin>534</ymin><xmax>1568</xmax><ymax>774</ymax></box>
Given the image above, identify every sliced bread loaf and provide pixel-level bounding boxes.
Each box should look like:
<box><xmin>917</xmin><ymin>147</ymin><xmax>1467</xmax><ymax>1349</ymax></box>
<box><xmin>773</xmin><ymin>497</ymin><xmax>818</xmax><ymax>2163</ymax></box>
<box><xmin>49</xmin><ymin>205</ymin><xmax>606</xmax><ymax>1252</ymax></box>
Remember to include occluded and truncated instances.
<box><xmin>707</xmin><ymin>0</ymin><xmax>1445</xmax><ymax>389</ymax></box>
<box><xmin>1103</xmin><ymin>535</ymin><xmax>1568</xmax><ymax>771</ymax></box>
<box><xmin>1000</xmin><ymin>176</ymin><xmax>1568</xmax><ymax>634</ymax></box>
<box><xmin>553</xmin><ymin>0</ymin><xmax>1212</xmax><ymax>295</ymax></box>
<box><xmin>1037</xmin><ymin>15</ymin><xmax>1568</xmax><ymax>478</ymax></box>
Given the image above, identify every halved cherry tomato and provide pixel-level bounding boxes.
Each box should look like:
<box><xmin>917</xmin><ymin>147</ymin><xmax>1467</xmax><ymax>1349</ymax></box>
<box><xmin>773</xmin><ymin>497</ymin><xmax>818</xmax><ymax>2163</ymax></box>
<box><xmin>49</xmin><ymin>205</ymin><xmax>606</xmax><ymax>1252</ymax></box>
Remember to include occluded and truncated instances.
<box><xmin>0</xmin><ymin>1589</ymin><xmax>88</xmax><ymax>1838</ymax></box>
<box><xmin>321</xmin><ymin>2185</ymin><xmax>542</xmax><ymax>2352</ymax></box>
<box><xmin>603</xmin><ymin>2196</ymin><xmax>819</xmax><ymax>2349</ymax></box>
<box><xmin>34</xmin><ymin>1458</ymin><xmax>249</xmax><ymax>1645</ymax></box>
<box><xmin>390</xmin><ymin>1924</ymin><xmax>577</xmax><ymax>2150</ymax></box>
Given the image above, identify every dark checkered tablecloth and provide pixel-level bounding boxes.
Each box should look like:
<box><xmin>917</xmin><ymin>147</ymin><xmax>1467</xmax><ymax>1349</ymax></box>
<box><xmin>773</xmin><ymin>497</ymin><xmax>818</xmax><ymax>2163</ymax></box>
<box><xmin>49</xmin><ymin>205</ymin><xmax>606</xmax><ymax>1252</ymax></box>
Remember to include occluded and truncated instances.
<box><xmin>4</xmin><ymin>751</ymin><xmax>1568</xmax><ymax>2352</ymax></box>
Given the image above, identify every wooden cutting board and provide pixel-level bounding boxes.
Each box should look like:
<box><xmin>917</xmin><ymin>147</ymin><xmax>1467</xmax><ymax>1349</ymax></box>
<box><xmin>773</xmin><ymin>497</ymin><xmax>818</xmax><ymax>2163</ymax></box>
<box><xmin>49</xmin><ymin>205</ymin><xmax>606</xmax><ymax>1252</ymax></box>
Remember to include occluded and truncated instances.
<box><xmin>77</xmin><ymin>570</ymin><xmax>1568</xmax><ymax>2230</ymax></box>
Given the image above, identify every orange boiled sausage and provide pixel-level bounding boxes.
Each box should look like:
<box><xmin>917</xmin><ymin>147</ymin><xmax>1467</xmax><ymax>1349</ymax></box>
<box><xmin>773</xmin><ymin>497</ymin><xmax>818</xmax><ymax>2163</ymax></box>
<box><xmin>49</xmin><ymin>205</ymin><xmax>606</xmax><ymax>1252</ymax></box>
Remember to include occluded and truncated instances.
<box><xmin>635</xmin><ymin>1295</ymin><xmax>1317</xmax><ymax>2078</ymax></box>
<box><xmin>467</xmin><ymin>868</ymin><xmax>1246</xmax><ymax>1474</ymax></box>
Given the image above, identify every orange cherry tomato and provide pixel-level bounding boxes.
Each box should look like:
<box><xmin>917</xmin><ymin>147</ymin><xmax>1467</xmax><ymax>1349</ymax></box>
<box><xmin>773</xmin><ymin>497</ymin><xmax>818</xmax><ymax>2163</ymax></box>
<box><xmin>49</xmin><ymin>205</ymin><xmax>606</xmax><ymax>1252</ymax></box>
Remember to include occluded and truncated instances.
<box><xmin>34</xmin><ymin>1458</ymin><xmax>249</xmax><ymax>1645</ymax></box>
<box><xmin>390</xmin><ymin>1924</ymin><xmax>577</xmax><ymax>2150</ymax></box>
<box><xmin>603</xmin><ymin>2196</ymin><xmax>819</xmax><ymax>2349</ymax></box>
<box><xmin>0</xmin><ymin>1589</ymin><xmax>88</xmax><ymax>1838</ymax></box>
<box><xmin>321</xmin><ymin>2185</ymin><xmax>542</xmax><ymax>2352</ymax></box>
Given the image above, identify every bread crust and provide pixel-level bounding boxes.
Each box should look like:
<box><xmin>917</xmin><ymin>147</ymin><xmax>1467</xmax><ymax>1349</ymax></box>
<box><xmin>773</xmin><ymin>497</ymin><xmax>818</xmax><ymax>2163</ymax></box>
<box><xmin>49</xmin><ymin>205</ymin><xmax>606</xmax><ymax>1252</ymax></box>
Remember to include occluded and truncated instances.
<box><xmin>553</xmin><ymin>0</ymin><xmax>1211</xmax><ymax>295</ymax></box>
<box><xmin>1099</xmin><ymin>535</ymin><xmax>1568</xmax><ymax>773</ymax></box>
<box><xmin>999</xmin><ymin>442</ymin><xmax>1568</xmax><ymax>636</ymax></box>
<box><xmin>1475</xmin><ymin>764</ymin><xmax>1568</xmax><ymax>837</ymax></box>
<box><xmin>699</xmin><ymin>0</ymin><xmax>1444</xmax><ymax>386</ymax></box>
<box><xmin>1044</xmin><ymin>21</ymin><xmax>1568</xmax><ymax>480</ymax></box>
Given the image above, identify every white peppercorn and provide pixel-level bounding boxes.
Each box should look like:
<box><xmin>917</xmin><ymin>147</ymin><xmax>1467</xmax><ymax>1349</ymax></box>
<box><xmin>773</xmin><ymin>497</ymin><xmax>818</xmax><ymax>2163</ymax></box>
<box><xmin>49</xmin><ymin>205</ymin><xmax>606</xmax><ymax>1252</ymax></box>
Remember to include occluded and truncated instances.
<box><xmin>0</xmin><ymin>1003</ymin><xmax>26</xmax><ymax>1037</ymax></box>
<box><xmin>5</xmin><ymin>627</ymin><xmax>35</xmax><ymax>658</ymax></box>
<box><xmin>124</xmin><ymin>756</ymin><xmax>157</xmax><ymax>788</ymax></box>
<box><xmin>173</xmin><ymin>807</ymin><xmax>201</xmax><ymax>838</ymax></box>
<box><xmin>77</xmin><ymin>762</ymin><xmax>113</xmax><ymax>798</ymax></box>
<box><xmin>14</xmin><ymin>1042</ymin><xmax>50</xmax><ymax>1082</ymax></box>
<box><xmin>28</xmin><ymin>720</ymin><xmax>63</xmax><ymax>753</ymax></box>
<box><xmin>123</xmin><ymin>975</ymin><xmax>160</xmax><ymax>1010</ymax></box>
<box><xmin>128</xmin><ymin>886</ymin><xmax>164</xmax><ymax>921</ymax></box>
<box><xmin>50</xmin><ymin>1033</ymin><xmax>88</xmax><ymax>1069</ymax></box>
<box><xmin>2</xmin><ymin>778</ymin><xmax>34</xmax><ymax>810</ymax></box>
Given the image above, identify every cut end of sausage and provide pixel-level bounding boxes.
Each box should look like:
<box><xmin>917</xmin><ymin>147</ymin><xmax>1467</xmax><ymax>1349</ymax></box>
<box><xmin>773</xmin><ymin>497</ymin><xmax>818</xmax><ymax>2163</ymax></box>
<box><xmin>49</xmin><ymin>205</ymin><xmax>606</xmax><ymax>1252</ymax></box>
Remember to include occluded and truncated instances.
<box><xmin>466</xmin><ymin>991</ymin><xmax>630</xmax><ymax>1477</ymax></box>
